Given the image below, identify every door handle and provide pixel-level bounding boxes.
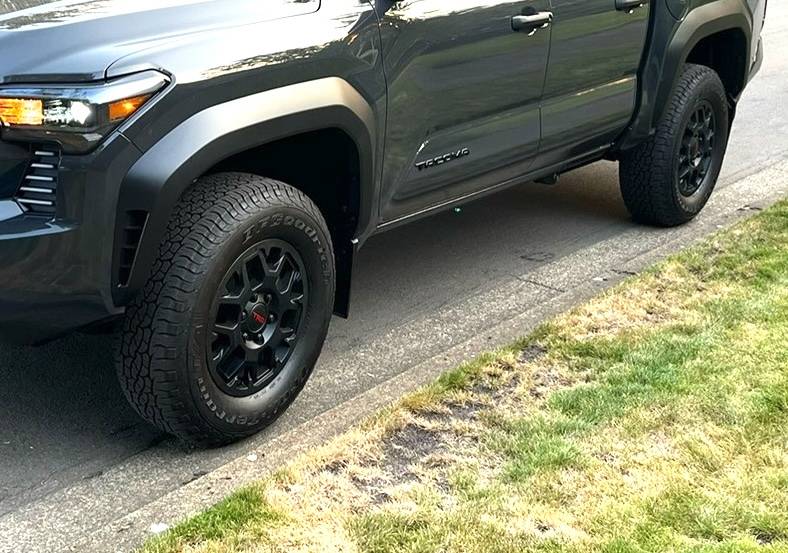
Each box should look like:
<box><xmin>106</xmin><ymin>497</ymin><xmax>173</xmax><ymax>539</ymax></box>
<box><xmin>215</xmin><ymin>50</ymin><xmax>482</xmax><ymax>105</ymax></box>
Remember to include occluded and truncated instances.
<box><xmin>616</xmin><ymin>0</ymin><xmax>648</xmax><ymax>11</ymax></box>
<box><xmin>512</xmin><ymin>12</ymin><xmax>553</xmax><ymax>35</ymax></box>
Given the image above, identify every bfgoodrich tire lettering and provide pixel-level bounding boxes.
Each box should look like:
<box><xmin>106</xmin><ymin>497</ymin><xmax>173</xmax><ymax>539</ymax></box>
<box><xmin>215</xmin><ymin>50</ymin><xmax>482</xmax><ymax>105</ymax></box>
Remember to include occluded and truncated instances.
<box><xmin>619</xmin><ymin>64</ymin><xmax>730</xmax><ymax>226</ymax></box>
<box><xmin>117</xmin><ymin>173</ymin><xmax>335</xmax><ymax>446</ymax></box>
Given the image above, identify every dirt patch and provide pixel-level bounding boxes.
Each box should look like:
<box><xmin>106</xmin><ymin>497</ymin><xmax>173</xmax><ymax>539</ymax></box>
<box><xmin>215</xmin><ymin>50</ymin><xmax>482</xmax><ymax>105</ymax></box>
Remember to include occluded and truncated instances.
<box><xmin>347</xmin><ymin>345</ymin><xmax>572</xmax><ymax>504</ymax></box>
<box><xmin>424</xmin><ymin>399</ymin><xmax>487</xmax><ymax>423</ymax></box>
<box><xmin>382</xmin><ymin>424</ymin><xmax>445</xmax><ymax>480</ymax></box>
<box><xmin>471</xmin><ymin>372</ymin><xmax>522</xmax><ymax>403</ymax></box>
<box><xmin>528</xmin><ymin>366</ymin><xmax>572</xmax><ymax>399</ymax></box>
<box><xmin>519</xmin><ymin>344</ymin><xmax>548</xmax><ymax>363</ymax></box>
<box><xmin>446</xmin><ymin>399</ymin><xmax>486</xmax><ymax>419</ymax></box>
<box><xmin>352</xmin><ymin>423</ymin><xmax>454</xmax><ymax>505</ymax></box>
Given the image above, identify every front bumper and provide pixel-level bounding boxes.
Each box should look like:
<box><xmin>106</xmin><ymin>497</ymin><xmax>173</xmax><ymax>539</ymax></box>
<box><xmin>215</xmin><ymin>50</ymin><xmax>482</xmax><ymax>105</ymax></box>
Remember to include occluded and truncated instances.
<box><xmin>0</xmin><ymin>134</ymin><xmax>141</xmax><ymax>343</ymax></box>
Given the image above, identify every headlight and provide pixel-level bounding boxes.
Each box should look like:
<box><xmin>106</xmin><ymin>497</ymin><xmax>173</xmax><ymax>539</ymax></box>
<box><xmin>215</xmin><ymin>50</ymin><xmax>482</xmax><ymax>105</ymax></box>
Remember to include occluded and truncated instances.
<box><xmin>0</xmin><ymin>71</ymin><xmax>169</xmax><ymax>154</ymax></box>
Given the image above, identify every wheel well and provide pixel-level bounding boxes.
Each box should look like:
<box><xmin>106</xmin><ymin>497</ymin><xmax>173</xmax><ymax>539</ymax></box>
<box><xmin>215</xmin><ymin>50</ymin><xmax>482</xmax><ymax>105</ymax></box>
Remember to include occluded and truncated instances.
<box><xmin>686</xmin><ymin>28</ymin><xmax>748</xmax><ymax>101</ymax></box>
<box><xmin>206</xmin><ymin>128</ymin><xmax>361</xmax><ymax>317</ymax></box>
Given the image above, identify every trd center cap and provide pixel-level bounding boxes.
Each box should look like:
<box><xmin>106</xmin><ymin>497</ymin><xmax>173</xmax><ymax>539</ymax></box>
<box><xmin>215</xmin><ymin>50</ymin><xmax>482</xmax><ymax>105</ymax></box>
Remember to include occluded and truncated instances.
<box><xmin>246</xmin><ymin>303</ymin><xmax>269</xmax><ymax>333</ymax></box>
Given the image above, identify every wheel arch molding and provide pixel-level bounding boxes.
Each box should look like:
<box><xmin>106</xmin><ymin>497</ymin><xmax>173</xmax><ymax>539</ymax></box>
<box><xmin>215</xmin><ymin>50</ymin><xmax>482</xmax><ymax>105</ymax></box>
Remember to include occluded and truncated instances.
<box><xmin>617</xmin><ymin>0</ymin><xmax>753</xmax><ymax>151</ymax></box>
<box><xmin>113</xmin><ymin>77</ymin><xmax>377</xmax><ymax>308</ymax></box>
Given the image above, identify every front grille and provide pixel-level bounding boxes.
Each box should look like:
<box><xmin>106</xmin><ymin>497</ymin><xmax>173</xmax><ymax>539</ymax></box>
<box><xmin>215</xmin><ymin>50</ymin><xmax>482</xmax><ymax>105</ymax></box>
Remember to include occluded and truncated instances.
<box><xmin>15</xmin><ymin>148</ymin><xmax>60</xmax><ymax>216</ymax></box>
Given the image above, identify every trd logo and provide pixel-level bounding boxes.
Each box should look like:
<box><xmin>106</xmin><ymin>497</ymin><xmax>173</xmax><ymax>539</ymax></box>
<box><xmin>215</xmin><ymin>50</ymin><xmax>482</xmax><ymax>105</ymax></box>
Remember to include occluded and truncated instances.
<box><xmin>415</xmin><ymin>147</ymin><xmax>471</xmax><ymax>171</ymax></box>
<box><xmin>251</xmin><ymin>312</ymin><xmax>267</xmax><ymax>325</ymax></box>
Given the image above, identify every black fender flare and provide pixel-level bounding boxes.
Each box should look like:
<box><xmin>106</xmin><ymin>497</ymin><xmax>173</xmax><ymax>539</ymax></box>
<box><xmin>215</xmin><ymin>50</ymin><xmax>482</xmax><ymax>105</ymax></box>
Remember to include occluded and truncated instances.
<box><xmin>114</xmin><ymin>77</ymin><xmax>377</xmax><ymax>305</ymax></box>
<box><xmin>619</xmin><ymin>0</ymin><xmax>752</xmax><ymax>150</ymax></box>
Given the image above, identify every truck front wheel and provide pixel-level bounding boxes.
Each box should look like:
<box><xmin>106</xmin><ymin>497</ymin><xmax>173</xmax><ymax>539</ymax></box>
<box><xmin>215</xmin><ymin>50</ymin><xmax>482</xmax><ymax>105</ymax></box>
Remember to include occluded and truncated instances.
<box><xmin>619</xmin><ymin>64</ymin><xmax>730</xmax><ymax>226</ymax></box>
<box><xmin>117</xmin><ymin>173</ymin><xmax>335</xmax><ymax>446</ymax></box>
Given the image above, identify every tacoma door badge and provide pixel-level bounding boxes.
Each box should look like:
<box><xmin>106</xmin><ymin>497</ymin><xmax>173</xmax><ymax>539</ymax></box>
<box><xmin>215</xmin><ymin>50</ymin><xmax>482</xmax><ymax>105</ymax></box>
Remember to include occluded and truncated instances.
<box><xmin>415</xmin><ymin>147</ymin><xmax>470</xmax><ymax>171</ymax></box>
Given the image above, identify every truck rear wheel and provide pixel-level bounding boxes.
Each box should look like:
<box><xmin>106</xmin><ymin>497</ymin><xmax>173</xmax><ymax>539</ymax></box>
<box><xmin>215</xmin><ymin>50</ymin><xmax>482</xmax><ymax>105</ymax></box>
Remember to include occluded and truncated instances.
<box><xmin>117</xmin><ymin>173</ymin><xmax>335</xmax><ymax>446</ymax></box>
<box><xmin>619</xmin><ymin>64</ymin><xmax>730</xmax><ymax>226</ymax></box>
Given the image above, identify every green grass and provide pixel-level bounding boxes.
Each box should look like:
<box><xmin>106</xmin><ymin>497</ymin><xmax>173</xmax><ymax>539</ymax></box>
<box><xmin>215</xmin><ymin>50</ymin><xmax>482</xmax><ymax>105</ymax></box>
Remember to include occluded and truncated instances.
<box><xmin>142</xmin><ymin>486</ymin><xmax>283</xmax><ymax>553</ymax></box>
<box><xmin>486</xmin><ymin>415</ymin><xmax>586</xmax><ymax>481</ymax></box>
<box><xmin>140</xmin><ymin>200</ymin><xmax>788</xmax><ymax>553</ymax></box>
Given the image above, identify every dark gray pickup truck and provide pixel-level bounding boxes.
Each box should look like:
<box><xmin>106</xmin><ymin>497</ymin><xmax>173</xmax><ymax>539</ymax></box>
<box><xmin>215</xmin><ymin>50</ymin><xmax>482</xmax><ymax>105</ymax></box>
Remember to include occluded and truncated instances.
<box><xmin>0</xmin><ymin>0</ymin><xmax>766</xmax><ymax>444</ymax></box>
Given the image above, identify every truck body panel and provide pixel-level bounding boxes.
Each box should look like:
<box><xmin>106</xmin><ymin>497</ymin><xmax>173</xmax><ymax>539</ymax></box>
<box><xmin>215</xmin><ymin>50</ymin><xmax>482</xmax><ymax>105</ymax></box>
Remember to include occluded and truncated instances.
<box><xmin>0</xmin><ymin>0</ymin><xmax>767</xmax><ymax>342</ymax></box>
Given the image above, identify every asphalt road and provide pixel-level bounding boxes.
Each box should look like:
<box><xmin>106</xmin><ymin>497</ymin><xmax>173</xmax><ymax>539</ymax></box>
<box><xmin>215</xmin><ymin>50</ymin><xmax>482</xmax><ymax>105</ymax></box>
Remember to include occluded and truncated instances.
<box><xmin>1</xmin><ymin>6</ymin><xmax>787</xmax><ymax>548</ymax></box>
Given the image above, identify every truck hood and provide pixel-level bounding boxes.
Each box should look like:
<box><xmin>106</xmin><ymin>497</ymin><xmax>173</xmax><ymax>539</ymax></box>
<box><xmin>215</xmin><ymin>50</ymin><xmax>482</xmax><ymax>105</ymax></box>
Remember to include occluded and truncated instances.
<box><xmin>0</xmin><ymin>0</ymin><xmax>319</xmax><ymax>84</ymax></box>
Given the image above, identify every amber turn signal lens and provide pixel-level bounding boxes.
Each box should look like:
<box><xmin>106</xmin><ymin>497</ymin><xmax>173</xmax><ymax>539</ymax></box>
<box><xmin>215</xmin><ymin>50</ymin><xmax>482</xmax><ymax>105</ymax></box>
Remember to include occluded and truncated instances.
<box><xmin>0</xmin><ymin>98</ymin><xmax>44</xmax><ymax>126</ymax></box>
<box><xmin>108</xmin><ymin>94</ymin><xmax>151</xmax><ymax>122</ymax></box>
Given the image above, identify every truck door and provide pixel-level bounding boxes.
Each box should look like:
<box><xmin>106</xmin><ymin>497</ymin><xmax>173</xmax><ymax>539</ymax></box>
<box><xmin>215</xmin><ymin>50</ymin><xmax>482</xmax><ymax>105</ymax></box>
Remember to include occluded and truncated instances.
<box><xmin>375</xmin><ymin>0</ymin><xmax>553</xmax><ymax>224</ymax></box>
<box><xmin>537</xmin><ymin>0</ymin><xmax>650</xmax><ymax>167</ymax></box>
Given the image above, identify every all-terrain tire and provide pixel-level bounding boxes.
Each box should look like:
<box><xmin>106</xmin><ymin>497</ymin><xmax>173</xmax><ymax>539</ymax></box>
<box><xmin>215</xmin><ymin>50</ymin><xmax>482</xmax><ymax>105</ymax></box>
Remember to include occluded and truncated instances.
<box><xmin>620</xmin><ymin>64</ymin><xmax>730</xmax><ymax>226</ymax></box>
<box><xmin>117</xmin><ymin>173</ymin><xmax>335</xmax><ymax>446</ymax></box>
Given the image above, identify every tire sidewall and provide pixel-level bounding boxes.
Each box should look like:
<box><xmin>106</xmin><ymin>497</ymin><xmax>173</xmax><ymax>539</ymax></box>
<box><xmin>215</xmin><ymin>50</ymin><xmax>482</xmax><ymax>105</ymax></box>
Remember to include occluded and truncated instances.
<box><xmin>670</xmin><ymin>72</ymin><xmax>729</xmax><ymax>217</ymax></box>
<box><xmin>187</xmin><ymin>203</ymin><xmax>334</xmax><ymax>438</ymax></box>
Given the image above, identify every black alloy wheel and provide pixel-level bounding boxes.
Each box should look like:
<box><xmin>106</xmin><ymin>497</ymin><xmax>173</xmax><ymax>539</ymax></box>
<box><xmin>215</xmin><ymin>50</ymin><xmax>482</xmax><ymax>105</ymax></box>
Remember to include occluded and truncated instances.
<box><xmin>677</xmin><ymin>100</ymin><xmax>716</xmax><ymax>198</ymax></box>
<box><xmin>209</xmin><ymin>239</ymin><xmax>308</xmax><ymax>397</ymax></box>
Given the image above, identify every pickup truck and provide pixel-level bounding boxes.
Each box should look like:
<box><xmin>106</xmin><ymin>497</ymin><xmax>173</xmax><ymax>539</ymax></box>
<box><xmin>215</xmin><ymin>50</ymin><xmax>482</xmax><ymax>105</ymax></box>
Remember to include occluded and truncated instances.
<box><xmin>0</xmin><ymin>0</ymin><xmax>766</xmax><ymax>445</ymax></box>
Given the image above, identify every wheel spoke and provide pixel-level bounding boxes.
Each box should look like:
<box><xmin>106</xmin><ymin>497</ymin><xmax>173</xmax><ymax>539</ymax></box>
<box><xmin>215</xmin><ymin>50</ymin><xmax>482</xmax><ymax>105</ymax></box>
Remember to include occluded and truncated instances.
<box><xmin>288</xmin><ymin>293</ymin><xmax>305</xmax><ymax>309</ymax></box>
<box><xmin>242</xmin><ymin>263</ymin><xmax>255</xmax><ymax>302</ymax></box>
<box><xmin>247</xmin><ymin>363</ymin><xmax>262</xmax><ymax>386</ymax></box>
<box><xmin>219</xmin><ymin>288</ymin><xmax>244</xmax><ymax>305</ymax></box>
<box><xmin>270</xmin><ymin>346</ymin><xmax>287</xmax><ymax>371</ymax></box>
<box><xmin>210</xmin><ymin>348</ymin><xmax>227</xmax><ymax>368</ymax></box>
<box><xmin>218</xmin><ymin>356</ymin><xmax>245</xmax><ymax>383</ymax></box>
<box><xmin>245</xmin><ymin>346</ymin><xmax>262</xmax><ymax>365</ymax></box>
<box><xmin>283</xmin><ymin>269</ymin><xmax>298</xmax><ymax>292</ymax></box>
<box><xmin>219</xmin><ymin>294</ymin><xmax>242</xmax><ymax>306</ymax></box>
<box><xmin>281</xmin><ymin>326</ymin><xmax>297</xmax><ymax>345</ymax></box>
<box><xmin>267</xmin><ymin>327</ymin><xmax>285</xmax><ymax>350</ymax></box>
<box><xmin>276</xmin><ymin>267</ymin><xmax>304</xmax><ymax>313</ymax></box>
<box><xmin>214</xmin><ymin>320</ymin><xmax>239</xmax><ymax>334</ymax></box>
<box><xmin>270</xmin><ymin>252</ymin><xmax>287</xmax><ymax>277</ymax></box>
<box><xmin>703</xmin><ymin>106</ymin><xmax>713</xmax><ymax>125</ymax></box>
<box><xmin>216</xmin><ymin>318</ymin><xmax>241</xmax><ymax>337</ymax></box>
<box><xmin>257</xmin><ymin>250</ymin><xmax>275</xmax><ymax>276</ymax></box>
<box><xmin>211</xmin><ymin>321</ymin><xmax>241</xmax><ymax>360</ymax></box>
